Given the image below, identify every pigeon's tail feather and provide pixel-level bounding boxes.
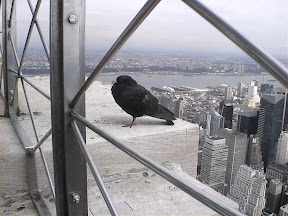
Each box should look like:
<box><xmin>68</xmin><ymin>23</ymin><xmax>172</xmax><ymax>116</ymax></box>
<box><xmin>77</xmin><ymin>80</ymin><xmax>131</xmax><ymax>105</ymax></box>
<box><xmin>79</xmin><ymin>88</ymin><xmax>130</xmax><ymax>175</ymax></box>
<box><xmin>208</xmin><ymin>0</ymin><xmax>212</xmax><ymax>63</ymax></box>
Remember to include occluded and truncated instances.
<box><xmin>150</xmin><ymin>105</ymin><xmax>176</xmax><ymax>121</ymax></box>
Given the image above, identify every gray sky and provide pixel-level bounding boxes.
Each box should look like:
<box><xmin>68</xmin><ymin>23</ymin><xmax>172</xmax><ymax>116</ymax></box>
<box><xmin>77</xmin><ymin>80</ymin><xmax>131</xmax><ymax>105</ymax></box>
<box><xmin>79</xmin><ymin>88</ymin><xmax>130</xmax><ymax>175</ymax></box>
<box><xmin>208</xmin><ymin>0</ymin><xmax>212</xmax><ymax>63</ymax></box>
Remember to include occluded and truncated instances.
<box><xmin>17</xmin><ymin>0</ymin><xmax>288</xmax><ymax>58</ymax></box>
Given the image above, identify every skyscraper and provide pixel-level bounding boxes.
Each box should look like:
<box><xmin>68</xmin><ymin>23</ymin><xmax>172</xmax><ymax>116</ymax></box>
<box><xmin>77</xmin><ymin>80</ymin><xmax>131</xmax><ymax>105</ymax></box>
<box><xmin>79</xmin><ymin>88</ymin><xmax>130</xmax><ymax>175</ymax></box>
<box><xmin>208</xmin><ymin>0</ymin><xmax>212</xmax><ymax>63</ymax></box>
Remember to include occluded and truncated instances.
<box><xmin>237</xmin><ymin>109</ymin><xmax>259</xmax><ymax>136</ymax></box>
<box><xmin>228</xmin><ymin>165</ymin><xmax>266</xmax><ymax>216</ymax></box>
<box><xmin>265</xmin><ymin>162</ymin><xmax>288</xmax><ymax>184</ymax></box>
<box><xmin>206</xmin><ymin>111</ymin><xmax>224</xmax><ymax>137</ymax></box>
<box><xmin>265</xmin><ymin>132</ymin><xmax>288</xmax><ymax>185</ymax></box>
<box><xmin>217</xmin><ymin>128</ymin><xmax>247</xmax><ymax>195</ymax></box>
<box><xmin>174</xmin><ymin>97</ymin><xmax>184</xmax><ymax>119</ymax></box>
<box><xmin>200</xmin><ymin>136</ymin><xmax>228</xmax><ymax>194</ymax></box>
<box><xmin>238</xmin><ymin>82</ymin><xmax>245</xmax><ymax>98</ymax></box>
<box><xmin>257</xmin><ymin>94</ymin><xmax>285</xmax><ymax>168</ymax></box>
<box><xmin>265</xmin><ymin>179</ymin><xmax>283</xmax><ymax>214</ymax></box>
<box><xmin>225</xmin><ymin>86</ymin><xmax>233</xmax><ymax>101</ymax></box>
<box><xmin>246</xmin><ymin>135</ymin><xmax>264</xmax><ymax>169</ymax></box>
<box><xmin>260</xmin><ymin>84</ymin><xmax>273</xmax><ymax>94</ymax></box>
<box><xmin>276</xmin><ymin>131</ymin><xmax>288</xmax><ymax>165</ymax></box>
<box><xmin>248</xmin><ymin>80</ymin><xmax>258</xmax><ymax>97</ymax></box>
<box><xmin>220</xmin><ymin>100</ymin><xmax>233</xmax><ymax>129</ymax></box>
<box><xmin>246</xmin><ymin>81</ymin><xmax>260</xmax><ymax>108</ymax></box>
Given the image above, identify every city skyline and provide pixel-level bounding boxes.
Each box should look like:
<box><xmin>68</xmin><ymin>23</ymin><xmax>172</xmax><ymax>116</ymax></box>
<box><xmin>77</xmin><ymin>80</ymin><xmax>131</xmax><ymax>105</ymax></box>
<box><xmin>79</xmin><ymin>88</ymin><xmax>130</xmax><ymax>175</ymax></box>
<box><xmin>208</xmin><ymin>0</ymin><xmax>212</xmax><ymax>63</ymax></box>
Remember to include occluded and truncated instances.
<box><xmin>14</xmin><ymin>0</ymin><xmax>288</xmax><ymax>58</ymax></box>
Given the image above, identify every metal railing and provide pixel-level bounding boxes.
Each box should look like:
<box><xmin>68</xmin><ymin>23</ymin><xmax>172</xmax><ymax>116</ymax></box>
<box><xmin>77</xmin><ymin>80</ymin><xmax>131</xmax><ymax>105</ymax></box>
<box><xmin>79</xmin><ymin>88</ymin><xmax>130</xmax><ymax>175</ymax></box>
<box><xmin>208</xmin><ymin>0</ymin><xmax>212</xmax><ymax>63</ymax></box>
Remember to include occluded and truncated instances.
<box><xmin>1</xmin><ymin>0</ymin><xmax>53</xmax><ymax>215</ymax></box>
<box><xmin>1</xmin><ymin>0</ymin><xmax>287</xmax><ymax>216</ymax></box>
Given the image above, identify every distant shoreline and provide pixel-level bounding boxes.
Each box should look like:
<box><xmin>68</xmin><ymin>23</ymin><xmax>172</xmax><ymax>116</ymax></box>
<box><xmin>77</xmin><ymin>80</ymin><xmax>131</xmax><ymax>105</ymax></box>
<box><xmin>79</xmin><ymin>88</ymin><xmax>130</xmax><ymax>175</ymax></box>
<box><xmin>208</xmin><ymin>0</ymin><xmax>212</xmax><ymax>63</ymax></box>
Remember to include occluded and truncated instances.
<box><xmin>22</xmin><ymin>70</ymin><xmax>269</xmax><ymax>77</ymax></box>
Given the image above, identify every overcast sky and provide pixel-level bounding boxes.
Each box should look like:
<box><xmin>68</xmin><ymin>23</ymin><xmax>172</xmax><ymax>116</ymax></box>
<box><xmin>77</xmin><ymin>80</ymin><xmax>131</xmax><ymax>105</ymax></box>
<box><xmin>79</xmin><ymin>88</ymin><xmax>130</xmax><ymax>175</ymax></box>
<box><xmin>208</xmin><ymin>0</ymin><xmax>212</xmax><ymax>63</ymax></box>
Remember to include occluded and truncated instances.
<box><xmin>16</xmin><ymin>0</ymin><xmax>288</xmax><ymax>58</ymax></box>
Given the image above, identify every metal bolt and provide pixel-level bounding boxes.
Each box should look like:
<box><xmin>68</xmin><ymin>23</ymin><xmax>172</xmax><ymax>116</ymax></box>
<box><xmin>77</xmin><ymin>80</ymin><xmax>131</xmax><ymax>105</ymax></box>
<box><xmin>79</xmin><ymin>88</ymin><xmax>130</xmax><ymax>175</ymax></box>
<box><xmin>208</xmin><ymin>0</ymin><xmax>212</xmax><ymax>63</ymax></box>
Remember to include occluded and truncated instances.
<box><xmin>68</xmin><ymin>15</ymin><xmax>78</xmax><ymax>24</ymax></box>
<box><xmin>69</xmin><ymin>192</ymin><xmax>80</xmax><ymax>204</ymax></box>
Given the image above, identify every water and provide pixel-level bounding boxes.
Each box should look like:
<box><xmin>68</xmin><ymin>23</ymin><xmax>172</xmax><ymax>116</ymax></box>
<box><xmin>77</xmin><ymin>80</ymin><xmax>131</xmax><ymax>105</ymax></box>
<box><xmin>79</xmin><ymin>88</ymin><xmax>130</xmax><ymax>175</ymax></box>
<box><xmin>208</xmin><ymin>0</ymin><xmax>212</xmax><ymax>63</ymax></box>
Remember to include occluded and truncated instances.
<box><xmin>96</xmin><ymin>73</ymin><xmax>280</xmax><ymax>89</ymax></box>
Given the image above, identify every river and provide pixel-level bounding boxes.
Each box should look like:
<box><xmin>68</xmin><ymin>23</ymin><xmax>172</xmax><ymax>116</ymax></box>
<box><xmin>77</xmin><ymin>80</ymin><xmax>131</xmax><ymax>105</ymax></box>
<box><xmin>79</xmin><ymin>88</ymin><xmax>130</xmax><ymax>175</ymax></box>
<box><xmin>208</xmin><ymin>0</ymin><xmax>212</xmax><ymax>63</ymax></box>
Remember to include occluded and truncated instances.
<box><xmin>96</xmin><ymin>73</ymin><xmax>280</xmax><ymax>90</ymax></box>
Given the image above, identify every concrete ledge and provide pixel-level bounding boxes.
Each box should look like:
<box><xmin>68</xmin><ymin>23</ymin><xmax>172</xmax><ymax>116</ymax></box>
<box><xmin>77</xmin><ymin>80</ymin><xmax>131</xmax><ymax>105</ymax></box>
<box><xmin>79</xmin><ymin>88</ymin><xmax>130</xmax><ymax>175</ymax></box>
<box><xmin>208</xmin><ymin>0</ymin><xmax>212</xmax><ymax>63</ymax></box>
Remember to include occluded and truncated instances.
<box><xmin>86</xmin><ymin>164</ymin><xmax>238</xmax><ymax>215</ymax></box>
<box><xmin>1</xmin><ymin>76</ymin><xmax>198</xmax><ymax>193</ymax></box>
<box><xmin>0</xmin><ymin>76</ymin><xmax>239</xmax><ymax>215</ymax></box>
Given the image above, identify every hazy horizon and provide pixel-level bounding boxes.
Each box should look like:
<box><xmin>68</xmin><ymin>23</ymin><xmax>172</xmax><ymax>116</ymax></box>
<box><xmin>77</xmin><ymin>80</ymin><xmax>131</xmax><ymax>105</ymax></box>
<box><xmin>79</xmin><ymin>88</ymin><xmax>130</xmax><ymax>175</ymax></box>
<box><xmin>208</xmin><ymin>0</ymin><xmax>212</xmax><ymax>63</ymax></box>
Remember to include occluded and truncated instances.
<box><xmin>13</xmin><ymin>0</ymin><xmax>288</xmax><ymax>59</ymax></box>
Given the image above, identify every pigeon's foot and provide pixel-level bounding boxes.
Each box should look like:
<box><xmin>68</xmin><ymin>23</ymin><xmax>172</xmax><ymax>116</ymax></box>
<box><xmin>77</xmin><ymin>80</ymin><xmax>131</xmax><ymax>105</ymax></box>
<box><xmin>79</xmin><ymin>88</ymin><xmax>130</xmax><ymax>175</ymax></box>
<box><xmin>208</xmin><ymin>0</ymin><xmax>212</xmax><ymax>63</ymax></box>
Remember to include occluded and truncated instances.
<box><xmin>122</xmin><ymin>123</ymin><xmax>136</xmax><ymax>128</ymax></box>
<box><xmin>122</xmin><ymin>117</ymin><xmax>136</xmax><ymax>128</ymax></box>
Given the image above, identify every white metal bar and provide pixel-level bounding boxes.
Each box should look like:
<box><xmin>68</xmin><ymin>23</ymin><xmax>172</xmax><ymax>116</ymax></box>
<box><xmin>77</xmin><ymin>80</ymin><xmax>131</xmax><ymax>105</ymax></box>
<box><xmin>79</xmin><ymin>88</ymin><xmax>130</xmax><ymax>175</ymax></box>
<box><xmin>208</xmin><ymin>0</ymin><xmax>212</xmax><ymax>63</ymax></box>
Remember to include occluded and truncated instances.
<box><xmin>69</xmin><ymin>0</ymin><xmax>161</xmax><ymax>108</ymax></box>
<box><xmin>31</xmin><ymin>128</ymin><xmax>52</xmax><ymax>153</ymax></box>
<box><xmin>18</xmin><ymin>0</ymin><xmax>42</xmax><ymax>71</ymax></box>
<box><xmin>71</xmin><ymin>120</ymin><xmax>120</xmax><ymax>216</ymax></box>
<box><xmin>26</xmin><ymin>0</ymin><xmax>50</xmax><ymax>62</ymax></box>
<box><xmin>21</xmin><ymin>79</ymin><xmax>56</xmax><ymax>200</ymax></box>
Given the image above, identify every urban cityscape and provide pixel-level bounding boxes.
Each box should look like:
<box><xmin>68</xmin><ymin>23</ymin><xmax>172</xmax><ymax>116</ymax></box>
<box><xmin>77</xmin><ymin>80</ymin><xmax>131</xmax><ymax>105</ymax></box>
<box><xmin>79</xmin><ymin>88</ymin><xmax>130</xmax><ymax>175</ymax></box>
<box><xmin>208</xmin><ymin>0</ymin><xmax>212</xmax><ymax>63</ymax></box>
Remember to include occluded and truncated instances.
<box><xmin>22</xmin><ymin>49</ymin><xmax>288</xmax><ymax>76</ymax></box>
<box><xmin>20</xmin><ymin>49</ymin><xmax>288</xmax><ymax>215</ymax></box>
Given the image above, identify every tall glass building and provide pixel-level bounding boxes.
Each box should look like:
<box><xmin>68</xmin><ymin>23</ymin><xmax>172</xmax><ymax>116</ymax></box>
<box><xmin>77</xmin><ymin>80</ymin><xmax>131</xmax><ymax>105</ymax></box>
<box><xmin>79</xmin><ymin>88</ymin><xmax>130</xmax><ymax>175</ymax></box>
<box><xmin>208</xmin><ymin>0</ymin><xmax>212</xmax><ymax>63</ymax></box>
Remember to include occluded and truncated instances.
<box><xmin>257</xmin><ymin>94</ymin><xmax>285</xmax><ymax>168</ymax></box>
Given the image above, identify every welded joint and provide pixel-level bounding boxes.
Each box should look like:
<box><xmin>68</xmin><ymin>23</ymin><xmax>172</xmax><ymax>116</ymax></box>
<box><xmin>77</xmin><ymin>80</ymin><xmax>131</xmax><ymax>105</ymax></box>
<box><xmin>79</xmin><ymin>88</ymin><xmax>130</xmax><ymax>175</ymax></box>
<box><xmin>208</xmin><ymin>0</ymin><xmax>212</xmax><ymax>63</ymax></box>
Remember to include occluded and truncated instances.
<box><xmin>25</xmin><ymin>146</ymin><xmax>35</xmax><ymax>157</ymax></box>
<box><xmin>13</xmin><ymin>74</ymin><xmax>21</xmax><ymax>78</ymax></box>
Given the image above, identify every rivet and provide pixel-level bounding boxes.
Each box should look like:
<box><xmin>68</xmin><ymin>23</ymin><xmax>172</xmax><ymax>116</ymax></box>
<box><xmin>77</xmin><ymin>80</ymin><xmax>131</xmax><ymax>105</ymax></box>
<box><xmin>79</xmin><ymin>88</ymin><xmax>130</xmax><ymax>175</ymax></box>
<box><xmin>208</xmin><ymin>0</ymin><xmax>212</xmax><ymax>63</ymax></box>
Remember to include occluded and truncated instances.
<box><xmin>68</xmin><ymin>15</ymin><xmax>78</xmax><ymax>24</ymax></box>
<box><xmin>69</xmin><ymin>192</ymin><xmax>80</xmax><ymax>204</ymax></box>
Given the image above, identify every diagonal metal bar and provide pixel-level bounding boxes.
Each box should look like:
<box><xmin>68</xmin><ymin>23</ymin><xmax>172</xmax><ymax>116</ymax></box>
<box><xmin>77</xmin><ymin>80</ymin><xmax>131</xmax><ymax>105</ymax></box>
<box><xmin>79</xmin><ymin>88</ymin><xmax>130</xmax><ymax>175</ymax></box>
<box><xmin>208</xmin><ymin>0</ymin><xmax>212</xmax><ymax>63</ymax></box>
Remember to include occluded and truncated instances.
<box><xmin>20</xmin><ymin>78</ymin><xmax>55</xmax><ymax>199</ymax></box>
<box><xmin>27</xmin><ymin>0</ymin><xmax>50</xmax><ymax>62</ymax></box>
<box><xmin>9</xmin><ymin>69</ymin><xmax>51</xmax><ymax>100</ymax></box>
<box><xmin>8</xmin><ymin>68</ymin><xmax>18</xmax><ymax>74</ymax></box>
<box><xmin>71</xmin><ymin>111</ymin><xmax>244</xmax><ymax>216</ymax></box>
<box><xmin>8</xmin><ymin>33</ymin><xmax>50</xmax><ymax>100</ymax></box>
<box><xmin>71</xmin><ymin>120</ymin><xmax>120</xmax><ymax>216</ymax></box>
<box><xmin>18</xmin><ymin>0</ymin><xmax>42</xmax><ymax>72</ymax></box>
<box><xmin>182</xmin><ymin>0</ymin><xmax>288</xmax><ymax>88</ymax></box>
<box><xmin>10</xmin><ymin>111</ymin><xmax>52</xmax><ymax>216</ymax></box>
<box><xmin>8</xmin><ymin>31</ymin><xmax>20</xmax><ymax>67</ymax></box>
<box><xmin>8</xmin><ymin>0</ymin><xmax>15</xmax><ymax>28</ymax></box>
<box><xmin>69</xmin><ymin>0</ymin><xmax>161</xmax><ymax>108</ymax></box>
<box><xmin>31</xmin><ymin>128</ymin><xmax>52</xmax><ymax>153</ymax></box>
<box><xmin>22</xmin><ymin>76</ymin><xmax>51</xmax><ymax>100</ymax></box>
<box><xmin>38</xmin><ymin>147</ymin><xmax>56</xmax><ymax>199</ymax></box>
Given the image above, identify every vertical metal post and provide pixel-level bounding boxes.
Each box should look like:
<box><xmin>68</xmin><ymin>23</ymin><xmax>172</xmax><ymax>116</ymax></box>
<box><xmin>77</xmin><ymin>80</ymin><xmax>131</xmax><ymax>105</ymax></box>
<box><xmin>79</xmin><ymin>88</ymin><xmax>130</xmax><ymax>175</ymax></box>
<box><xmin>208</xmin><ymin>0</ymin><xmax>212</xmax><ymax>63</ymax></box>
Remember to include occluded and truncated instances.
<box><xmin>50</xmin><ymin>1</ymin><xmax>87</xmax><ymax>215</ymax></box>
<box><xmin>2</xmin><ymin>0</ymin><xmax>18</xmax><ymax>116</ymax></box>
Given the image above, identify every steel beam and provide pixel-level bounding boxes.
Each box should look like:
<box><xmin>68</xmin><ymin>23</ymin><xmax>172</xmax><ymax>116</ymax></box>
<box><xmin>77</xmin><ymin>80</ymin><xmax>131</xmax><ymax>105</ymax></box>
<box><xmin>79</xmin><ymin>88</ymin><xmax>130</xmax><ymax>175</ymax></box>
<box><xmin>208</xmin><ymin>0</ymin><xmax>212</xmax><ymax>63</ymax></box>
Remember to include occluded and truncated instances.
<box><xmin>50</xmin><ymin>0</ymin><xmax>87</xmax><ymax>215</ymax></box>
<box><xmin>2</xmin><ymin>0</ymin><xmax>18</xmax><ymax>116</ymax></box>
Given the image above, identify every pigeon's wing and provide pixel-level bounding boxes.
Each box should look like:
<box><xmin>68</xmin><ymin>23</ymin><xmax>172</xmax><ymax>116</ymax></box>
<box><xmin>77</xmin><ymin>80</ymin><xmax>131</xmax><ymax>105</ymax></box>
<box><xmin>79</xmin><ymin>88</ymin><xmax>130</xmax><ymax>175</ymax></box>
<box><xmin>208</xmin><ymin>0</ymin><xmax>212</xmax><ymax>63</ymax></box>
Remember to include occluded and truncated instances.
<box><xmin>112</xmin><ymin>82</ymin><xmax>175</xmax><ymax>121</ymax></box>
<box><xmin>122</xmin><ymin>84</ymin><xmax>159</xmax><ymax>117</ymax></box>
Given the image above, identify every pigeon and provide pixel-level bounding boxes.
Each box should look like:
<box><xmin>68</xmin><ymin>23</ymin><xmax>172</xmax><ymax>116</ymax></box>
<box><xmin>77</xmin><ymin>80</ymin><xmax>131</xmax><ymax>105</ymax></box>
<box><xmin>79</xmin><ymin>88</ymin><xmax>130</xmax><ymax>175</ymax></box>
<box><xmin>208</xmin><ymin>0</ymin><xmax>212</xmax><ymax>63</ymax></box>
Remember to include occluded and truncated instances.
<box><xmin>111</xmin><ymin>75</ymin><xmax>176</xmax><ymax>127</ymax></box>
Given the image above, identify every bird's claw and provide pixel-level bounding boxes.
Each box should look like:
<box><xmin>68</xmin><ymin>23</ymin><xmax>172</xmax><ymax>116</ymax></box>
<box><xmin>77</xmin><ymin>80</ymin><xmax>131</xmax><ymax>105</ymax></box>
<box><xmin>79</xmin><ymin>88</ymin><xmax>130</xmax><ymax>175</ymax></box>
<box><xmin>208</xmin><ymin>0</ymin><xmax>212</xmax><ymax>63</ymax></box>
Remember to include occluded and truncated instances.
<box><xmin>122</xmin><ymin>123</ymin><xmax>136</xmax><ymax>128</ymax></box>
